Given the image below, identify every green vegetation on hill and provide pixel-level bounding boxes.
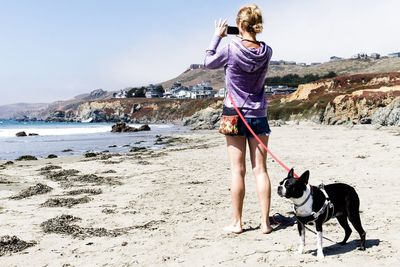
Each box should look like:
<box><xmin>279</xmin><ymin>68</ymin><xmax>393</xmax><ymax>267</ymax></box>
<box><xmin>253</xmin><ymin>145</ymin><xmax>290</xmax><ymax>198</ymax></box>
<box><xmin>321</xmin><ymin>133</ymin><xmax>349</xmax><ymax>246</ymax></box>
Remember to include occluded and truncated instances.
<box><xmin>265</xmin><ymin>72</ymin><xmax>337</xmax><ymax>87</ymax></box>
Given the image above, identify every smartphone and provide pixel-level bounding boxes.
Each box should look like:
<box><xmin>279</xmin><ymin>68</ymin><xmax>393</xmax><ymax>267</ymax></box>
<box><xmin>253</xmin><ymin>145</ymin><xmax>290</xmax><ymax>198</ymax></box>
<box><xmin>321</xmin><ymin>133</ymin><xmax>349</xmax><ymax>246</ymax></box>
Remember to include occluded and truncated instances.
<box><xmin>226</xmin><ymin>26</ymin><xmax>239</xmax><ymax>35</ymax></box>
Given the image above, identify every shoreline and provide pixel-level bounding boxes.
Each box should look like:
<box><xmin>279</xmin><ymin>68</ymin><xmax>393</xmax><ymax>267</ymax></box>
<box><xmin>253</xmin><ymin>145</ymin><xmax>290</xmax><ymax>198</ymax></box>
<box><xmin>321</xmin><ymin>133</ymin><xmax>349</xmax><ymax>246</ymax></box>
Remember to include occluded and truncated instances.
<box><xmin>1</xmin><ymin>123</ymin><xmax>400</xmax><ymax>266</ymax></box>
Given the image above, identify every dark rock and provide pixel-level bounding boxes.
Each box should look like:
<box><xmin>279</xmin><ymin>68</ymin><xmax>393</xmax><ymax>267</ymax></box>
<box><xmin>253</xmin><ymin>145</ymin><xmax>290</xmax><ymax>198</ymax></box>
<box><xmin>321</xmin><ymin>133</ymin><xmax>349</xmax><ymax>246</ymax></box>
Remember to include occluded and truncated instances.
<box><xmin>138</xmin><ymin>124</ymin><xmax>151</xmax><ymax>131</ymax></box>
<box><xmin>47</xmin><ymin>154</ymin><xmax>58</xmax><ymax>159</ymax></box>
<box><xmin>111</xmin><ymin>122</ymin><xmax>151</xmax><ymax>133</ymax></box>
<box><xmin>108</xmin><ymin>145</ymin><xmax>117</xmax><ymax>148</ymax></box>
<box><xmin>4</xmin><ymin>161</ymin><xmax>14</xmax><ymax>165</ymax></box>
<box><xmin>28</xmin><ymin>133</ymin><xmax>39</xmax><ymax>136</ymax></box>
<box><xmin>62</xmin><ymin>149</ymin><xmax>73</xmax><ymax>152</ymax></box>
<box><xmin>15</xmin><ymin>131</ymin><xmax>27</xmax><ymax>137</ymax></box>
<box><xmin>359</xmin><ymin>117</ymin><xmax>372</xmax><ymax>124</ymax></box>
<box><xmin>16</xmin><ymin>155</ymin><xmax>38</xmax><ymax>161</ymax></box>
<box><xmin>183</xmin><ymin>107</ymin><xmax>222</xmax><ymax>130</ymax></box>
<box><xmin>129</xmin><ymin>146</ymin><xmax>147</xmax><ymax>153</ymax></box>
<box><xmin>84</xmin><ymin>152</ymin><xmax>98</xmax><ymax>158</ymax></box>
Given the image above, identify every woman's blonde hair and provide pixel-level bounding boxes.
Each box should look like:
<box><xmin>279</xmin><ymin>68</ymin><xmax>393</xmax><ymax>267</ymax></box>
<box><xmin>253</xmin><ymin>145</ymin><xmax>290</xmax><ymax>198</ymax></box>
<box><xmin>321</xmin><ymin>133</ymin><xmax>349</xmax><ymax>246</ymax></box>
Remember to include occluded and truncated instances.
<box><xmin>236</xmin><ymin>4</ymin><xmax>263</xmax><ymax>34</ymax></box>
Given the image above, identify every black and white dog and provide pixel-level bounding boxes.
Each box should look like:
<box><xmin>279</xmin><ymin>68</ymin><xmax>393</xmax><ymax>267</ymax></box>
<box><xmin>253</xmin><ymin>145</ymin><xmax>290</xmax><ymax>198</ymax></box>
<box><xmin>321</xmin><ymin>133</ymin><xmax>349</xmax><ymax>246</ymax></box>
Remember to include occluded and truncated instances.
<box><xmin>277</xmin><ymin>169</ymin><xmax>366</xmax><ymax>258</ymax></box>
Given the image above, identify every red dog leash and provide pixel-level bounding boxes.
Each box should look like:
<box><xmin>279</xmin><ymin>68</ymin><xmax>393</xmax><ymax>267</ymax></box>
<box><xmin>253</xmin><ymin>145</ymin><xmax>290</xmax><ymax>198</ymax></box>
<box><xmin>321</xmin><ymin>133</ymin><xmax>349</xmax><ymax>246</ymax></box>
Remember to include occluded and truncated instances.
<box><xmin>228</xmin><ymin>93</ymin><xmax>299</xmax><ymax>178</ymax></box>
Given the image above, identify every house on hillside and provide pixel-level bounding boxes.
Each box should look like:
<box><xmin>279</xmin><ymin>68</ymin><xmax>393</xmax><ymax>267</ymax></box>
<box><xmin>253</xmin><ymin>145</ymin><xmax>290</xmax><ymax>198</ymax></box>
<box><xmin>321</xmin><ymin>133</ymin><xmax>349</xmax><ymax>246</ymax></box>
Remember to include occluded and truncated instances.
<box><xmin>145</xmin><ymin>84</ymin><xmax>164</xmax><ymax>98</ymax></box>
<box><xmin>351</xmin><ymin>53</ymin><xmax>368</xmax><ymax>60</ymax></box>
<box><xmin>370</xmin><ymin>53</ymin><xmax>380</xmax><ymax>59</ymax></box>
<box><xmin>114</xmin><ymin>90</ymin><xmax>128</xmax><ymax>98</ymax></box>
<box><xmin>190</xmin><ymin>82</ymin><xmax>214</xmax><ymax>99</ymax></box>
<box><xmin>189</xmin><ymin>64</ymin><xmax>204</xmax><ymax>70</ymax></box>
<box><xmin>265</xmin><ymin>85</ymin><xmax>296</xmax><ymax>96</ymax></box>
<box><xmin>171</xmin><ymin>86</ymin><xmax>191</xmax><ymax>98</ymax></box>
<box><xmin>215</xmin><ymin>88</ymin><xmax>226</xmax><ymax>98</ymax></box>
<box><xmin>330</xmin><ymin>56</ymin><xmax>343</xmax><ymax>61</ymax></box>
<box><xmin>388</xmin><ymin>52</ymin><xmax>400</xmax><ymax>58</ymax></box>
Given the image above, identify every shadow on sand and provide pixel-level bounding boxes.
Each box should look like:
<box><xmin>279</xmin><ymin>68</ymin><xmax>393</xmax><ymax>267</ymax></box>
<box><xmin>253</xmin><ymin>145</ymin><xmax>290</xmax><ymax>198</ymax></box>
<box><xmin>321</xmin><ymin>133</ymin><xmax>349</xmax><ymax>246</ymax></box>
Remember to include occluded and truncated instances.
<box><xmin>306</xmin><ymin>238</ymin><xmax>380</xmax><ymax>256</ymax></box>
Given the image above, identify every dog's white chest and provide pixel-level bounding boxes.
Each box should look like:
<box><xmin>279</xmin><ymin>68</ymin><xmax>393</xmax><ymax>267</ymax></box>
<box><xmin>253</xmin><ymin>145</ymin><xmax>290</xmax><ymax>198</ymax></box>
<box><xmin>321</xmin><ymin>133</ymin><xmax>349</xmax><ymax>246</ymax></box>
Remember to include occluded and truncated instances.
<box><xmin>292</xmin><ymin>185</ymin><xmax>313</xmax><ymax>217</ymax></box>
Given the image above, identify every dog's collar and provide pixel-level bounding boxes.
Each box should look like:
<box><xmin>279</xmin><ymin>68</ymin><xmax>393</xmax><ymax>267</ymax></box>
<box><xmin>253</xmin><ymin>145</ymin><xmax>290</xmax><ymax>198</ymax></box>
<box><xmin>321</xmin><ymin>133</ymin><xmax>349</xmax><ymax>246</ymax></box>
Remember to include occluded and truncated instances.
<box><xmin>294</xmin><ymin>186</ymin><xmax>313</xmax><ymax>209</ymax></box>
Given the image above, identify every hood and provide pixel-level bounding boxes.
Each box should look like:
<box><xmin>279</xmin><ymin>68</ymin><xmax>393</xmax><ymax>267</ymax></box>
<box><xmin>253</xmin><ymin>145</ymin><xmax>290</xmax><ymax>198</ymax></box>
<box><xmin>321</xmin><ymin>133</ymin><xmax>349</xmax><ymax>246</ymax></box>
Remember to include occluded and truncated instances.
<box><xmin>231</xmin><ymin>38</ymin><xmax>271</xmax><ymax>73</ymax></box>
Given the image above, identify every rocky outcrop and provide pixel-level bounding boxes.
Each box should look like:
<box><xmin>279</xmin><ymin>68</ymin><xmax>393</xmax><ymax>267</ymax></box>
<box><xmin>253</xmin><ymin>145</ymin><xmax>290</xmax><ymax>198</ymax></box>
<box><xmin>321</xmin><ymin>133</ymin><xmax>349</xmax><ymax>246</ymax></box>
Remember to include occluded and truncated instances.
<box><xmin>15</xmin><ymin>131</ymin><xmax>27</xmax><ymax>137</ymax></box>
<box><xmin>183</xmin><ymin>107</ymin><xmax>222</xmax><ymax>130</ymax></box>
<box><xmin>76</xmin><ymin>98</ymin><xmax>223</xmax><ymax>124</ymax></box>
<box><xmin>371</xmin><ymin>97</ymin><xmax>400</xmax><ymax>126</ymax></box>
<box><xmin>111</xmin><ymin>122</ymin><xmax>151</xmax><ymax>133</ymax></box>
<box><xmin>322</xmin><ymin>86</ymin><xmax>400</xmax><ymax>125</ymax></box>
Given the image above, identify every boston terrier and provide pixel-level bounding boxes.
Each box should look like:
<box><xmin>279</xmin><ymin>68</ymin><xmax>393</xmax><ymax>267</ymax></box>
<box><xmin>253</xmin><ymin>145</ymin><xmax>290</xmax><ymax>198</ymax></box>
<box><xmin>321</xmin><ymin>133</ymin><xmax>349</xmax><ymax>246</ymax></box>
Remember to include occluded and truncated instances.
<box><xmin>277</xmin><ymin>169</ymin><xmax>366</xmax><ymax>258</ymax></box>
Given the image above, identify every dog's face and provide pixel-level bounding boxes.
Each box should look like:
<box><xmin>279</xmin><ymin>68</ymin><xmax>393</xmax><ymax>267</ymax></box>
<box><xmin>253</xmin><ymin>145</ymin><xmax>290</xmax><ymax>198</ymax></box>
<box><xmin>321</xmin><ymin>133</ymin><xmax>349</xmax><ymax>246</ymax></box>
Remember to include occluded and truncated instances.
<box><xmin>277</xmin><ymin>169</ymin><xmax>310</xmax><ymax>199</ymax></box>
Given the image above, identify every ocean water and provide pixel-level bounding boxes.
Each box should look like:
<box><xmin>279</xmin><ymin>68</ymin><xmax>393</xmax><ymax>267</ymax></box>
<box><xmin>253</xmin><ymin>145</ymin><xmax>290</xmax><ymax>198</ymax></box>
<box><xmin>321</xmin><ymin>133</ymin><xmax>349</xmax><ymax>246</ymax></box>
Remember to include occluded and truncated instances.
<box><xmin>0</xmin><ymin>120</ymin><xmax>188</xmax><ymax>160</ymax></box>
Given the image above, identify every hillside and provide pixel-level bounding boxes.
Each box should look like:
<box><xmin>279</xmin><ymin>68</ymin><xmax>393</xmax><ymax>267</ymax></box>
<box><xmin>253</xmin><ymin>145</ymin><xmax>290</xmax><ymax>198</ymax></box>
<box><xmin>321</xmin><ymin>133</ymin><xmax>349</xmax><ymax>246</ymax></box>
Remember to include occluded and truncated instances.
<box><xmin>0</xmin><ymin>103</ymin><xmax>49</xmax><ymax>120</ymax></box>
<box><xmin>161</xmin><ymin>57</ymin><xmax>400</xmax><ymax>90</ymax></box>
<box><xmin>0</xmin><ymin>89</ymin><xmax>114</xmax><ymax>120</ymax></box>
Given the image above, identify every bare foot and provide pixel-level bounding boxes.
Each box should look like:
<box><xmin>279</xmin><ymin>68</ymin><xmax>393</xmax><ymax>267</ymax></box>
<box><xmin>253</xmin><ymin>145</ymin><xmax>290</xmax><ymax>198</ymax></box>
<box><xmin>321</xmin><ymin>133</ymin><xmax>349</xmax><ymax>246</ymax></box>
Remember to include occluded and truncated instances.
<box><xmin>223</xmin><ymin>224</ymin><xmax>243</xmax><ymax>234</ymax></box>
<box><xmin>261</xmin><ymin>224</ymin><xmax>273</xmax><ymax>234</ymax></box>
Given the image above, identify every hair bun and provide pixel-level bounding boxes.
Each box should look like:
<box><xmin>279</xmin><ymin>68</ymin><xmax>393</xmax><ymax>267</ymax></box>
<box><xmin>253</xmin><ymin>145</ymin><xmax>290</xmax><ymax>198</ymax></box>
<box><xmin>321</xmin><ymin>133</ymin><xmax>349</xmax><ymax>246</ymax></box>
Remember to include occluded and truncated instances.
<box><xmin>252</xmin><ymin>23</ymin><xmax>263</xmax><ymax>34</ymax></box>
<box><xmin>236</xmin><ymin>4</ymin><xmax>263</xmax><ymax>34</ymax></box>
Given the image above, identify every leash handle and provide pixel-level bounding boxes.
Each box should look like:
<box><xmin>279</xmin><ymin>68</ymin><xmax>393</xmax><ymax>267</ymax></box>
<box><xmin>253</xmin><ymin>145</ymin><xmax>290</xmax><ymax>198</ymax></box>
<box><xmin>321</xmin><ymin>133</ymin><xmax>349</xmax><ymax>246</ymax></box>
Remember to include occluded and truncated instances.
<box><xmin>227</xmin><ymin>92</ymin><xmax>299</xmax><ymax>178</ymax></box>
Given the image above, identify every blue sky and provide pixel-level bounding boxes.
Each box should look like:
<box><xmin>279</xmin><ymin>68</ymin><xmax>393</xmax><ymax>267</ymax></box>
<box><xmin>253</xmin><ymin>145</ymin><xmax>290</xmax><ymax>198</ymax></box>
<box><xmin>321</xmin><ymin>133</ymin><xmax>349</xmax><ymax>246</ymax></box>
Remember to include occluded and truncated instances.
<box><xmin>0</xmin><ymin>0</ymin><xmax>399</xmax><ymax>105</ymax></box>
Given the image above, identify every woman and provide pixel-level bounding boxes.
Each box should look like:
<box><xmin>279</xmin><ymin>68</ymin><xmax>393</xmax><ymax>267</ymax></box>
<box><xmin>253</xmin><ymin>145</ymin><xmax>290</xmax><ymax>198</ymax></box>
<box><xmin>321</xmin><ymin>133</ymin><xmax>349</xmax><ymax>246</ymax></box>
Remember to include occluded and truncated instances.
<box><xmin>204</xmin><ymin>4</ymin><xmax>273</xmax><ymax>234</ymax></box>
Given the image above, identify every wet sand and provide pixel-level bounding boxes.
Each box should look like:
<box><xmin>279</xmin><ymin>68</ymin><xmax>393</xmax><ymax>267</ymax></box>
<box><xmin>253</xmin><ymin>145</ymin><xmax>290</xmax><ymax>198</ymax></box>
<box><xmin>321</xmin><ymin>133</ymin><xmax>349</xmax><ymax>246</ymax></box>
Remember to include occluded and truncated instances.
<box><xmin>0</xmin><ymin>123</ymin><xmax>400</xmax><ymax>266</ymax></box>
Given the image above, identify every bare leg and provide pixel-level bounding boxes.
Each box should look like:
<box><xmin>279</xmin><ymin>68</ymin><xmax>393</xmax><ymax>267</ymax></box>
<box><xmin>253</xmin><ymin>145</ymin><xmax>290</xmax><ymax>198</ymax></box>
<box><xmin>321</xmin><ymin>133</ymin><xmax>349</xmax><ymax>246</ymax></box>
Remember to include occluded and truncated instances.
<box><xmin>248</xmin><ymin>135</ymin><xmax>272</xmax><ymax>234</ymax></box>
<box><xmin>224</xmin><ymin>136</ymin><xmax>247</xmax><ymax>233</ymax></box>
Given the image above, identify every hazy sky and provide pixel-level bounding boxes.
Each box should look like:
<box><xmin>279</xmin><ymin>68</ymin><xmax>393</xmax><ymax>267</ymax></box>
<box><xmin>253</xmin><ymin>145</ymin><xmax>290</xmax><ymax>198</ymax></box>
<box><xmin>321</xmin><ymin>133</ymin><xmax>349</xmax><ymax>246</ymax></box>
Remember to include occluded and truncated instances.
<box><xmin>0</xmin><ymin>0</ymin><xmax>399</xmax><ymax>105</ymax></box>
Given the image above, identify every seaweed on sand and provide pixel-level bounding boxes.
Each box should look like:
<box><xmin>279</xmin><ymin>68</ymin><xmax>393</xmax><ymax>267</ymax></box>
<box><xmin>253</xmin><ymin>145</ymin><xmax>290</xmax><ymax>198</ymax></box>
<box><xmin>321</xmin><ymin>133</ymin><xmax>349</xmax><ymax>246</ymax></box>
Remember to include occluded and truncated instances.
<box><xmin>41</xmin><ymin>196</ymin><xmax>92</xmax><ymax>208</ymax></box>
<box><xmin>0</xmin><ymin>235</ymin><xmax>37</xmax><ymax>257</ymax></box>
<box><xmin>65</xmin><ymin>188</ymin><xmax>102</xmax><ymax>196</ymax></box>
<box><xmin>10</xmin><ymin>183</ymin><xmax>53</xmax><ymax>200</ymax></box>
<box><xmin>40</xmin><ymin>214</ymin><xmax>125</xmax><ymax>239</ymax></box>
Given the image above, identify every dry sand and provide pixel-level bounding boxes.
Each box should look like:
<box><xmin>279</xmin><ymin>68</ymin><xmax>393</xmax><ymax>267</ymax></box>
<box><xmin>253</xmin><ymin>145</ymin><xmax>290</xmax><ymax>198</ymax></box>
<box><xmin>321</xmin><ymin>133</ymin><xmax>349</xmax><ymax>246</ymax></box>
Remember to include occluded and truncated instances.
<box><xmin>0</xmin><ymin>123</ymin><xmax>400</xmax><ymax>266</ymax></box>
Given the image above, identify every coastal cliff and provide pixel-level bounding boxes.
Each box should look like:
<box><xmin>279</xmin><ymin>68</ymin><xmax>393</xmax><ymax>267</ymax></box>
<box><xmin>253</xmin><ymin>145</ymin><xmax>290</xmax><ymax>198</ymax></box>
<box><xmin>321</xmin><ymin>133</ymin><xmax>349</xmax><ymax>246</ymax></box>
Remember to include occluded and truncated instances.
<box><xmin>268</xmin><ymin>72</ymin><xmax>400</xmax><ymax>125</ymax></box>
<box><xmin>75</xmin><ymin>98</ymin><xmax>223</xmax><ymax>124</ymax></box>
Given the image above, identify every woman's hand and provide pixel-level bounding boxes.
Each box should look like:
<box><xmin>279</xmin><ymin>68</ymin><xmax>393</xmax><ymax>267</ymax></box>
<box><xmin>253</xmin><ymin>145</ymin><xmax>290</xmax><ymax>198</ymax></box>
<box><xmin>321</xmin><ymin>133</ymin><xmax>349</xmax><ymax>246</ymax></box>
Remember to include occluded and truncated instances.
<box><xmin>214</xmin><ymin>18</ymin><xmax>227</xmax><ymax>37</ymax></box>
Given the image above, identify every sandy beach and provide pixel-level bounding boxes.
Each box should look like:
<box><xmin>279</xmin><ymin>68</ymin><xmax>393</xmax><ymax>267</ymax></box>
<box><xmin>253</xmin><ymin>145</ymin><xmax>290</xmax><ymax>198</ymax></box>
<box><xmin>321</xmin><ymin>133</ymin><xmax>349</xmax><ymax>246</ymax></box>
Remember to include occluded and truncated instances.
<box><xmin>1</xmin><ymin>122</ymin><xmax>400</xmax><ymax>266</ymax></box>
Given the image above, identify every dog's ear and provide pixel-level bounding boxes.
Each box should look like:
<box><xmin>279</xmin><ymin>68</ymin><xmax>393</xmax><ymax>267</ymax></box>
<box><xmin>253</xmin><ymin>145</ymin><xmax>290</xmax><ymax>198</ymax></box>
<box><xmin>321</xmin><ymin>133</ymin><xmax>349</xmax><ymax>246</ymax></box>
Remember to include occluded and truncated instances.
<box><xmin>299</xmin><ymin>170</ymin><xmax>310</xmax><ymax>184</ymax></box>
<box><xmin>288</xmin><ymin>168</ymin><xmax>294</xmax><ymax>178</ymax></box>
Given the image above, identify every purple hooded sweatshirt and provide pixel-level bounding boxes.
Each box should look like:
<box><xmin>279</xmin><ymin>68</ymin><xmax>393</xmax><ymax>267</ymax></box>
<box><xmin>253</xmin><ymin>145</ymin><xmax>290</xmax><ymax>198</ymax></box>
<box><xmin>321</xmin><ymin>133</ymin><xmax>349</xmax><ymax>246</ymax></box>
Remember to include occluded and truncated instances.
<box><xmin>204</xmin><ymin>35</ymin><xmax>272</xmax><ymax>117</ymax></box>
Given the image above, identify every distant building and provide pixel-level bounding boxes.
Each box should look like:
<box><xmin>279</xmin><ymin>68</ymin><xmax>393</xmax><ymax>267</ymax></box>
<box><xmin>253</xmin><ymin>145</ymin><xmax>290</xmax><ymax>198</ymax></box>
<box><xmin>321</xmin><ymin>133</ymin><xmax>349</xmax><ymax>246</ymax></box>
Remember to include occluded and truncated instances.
<box><xmin>145</xmin><ymin>84</ymin><xmax>164</xmax><ymax>98</ymax></box>
<box><xmin>351</xmin><ymin>53</ymin><xmax>368</xmax><ymax>60</ymax></box>
<box><xmin>388</xmin><ymin>52</ymin><xmax>400</xmax><ymax>58</ymax></box>
<box><xmin>114</xmin><ymin>90</ymin><xmax>128</xmax><ymax>98</ymax></box>
<box><xmin>265</xmin><ymin>85</ymin><xmax>296</xmax><ymax>96</ymax></box>
<box><xmin>215</xmin><ymin>88</ymin><xmax>226</xmax><ymax>98</ymax></box>
<box><xmin>297</xmin><ymin>62</ymin><xmax>307</xmax><ymax>66</ymax></box>
<box><xmin>190</xmin><ymin>82</ymin><xmax>214</xmax><ymax>99</ymax></box>
<box><xmin>370</xmin><ymin>53</ymin><xmax>380</xmax><ymax>59</ymax></box>
<box><xmin>330</xmin><ymin>56</ymin><xmax>343</xmax><ymax>61</ymax></box>
<box><xmin>189</xmin><ymin>64</ymin><xmax>204</xmax><ymax>70</ymax></box>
